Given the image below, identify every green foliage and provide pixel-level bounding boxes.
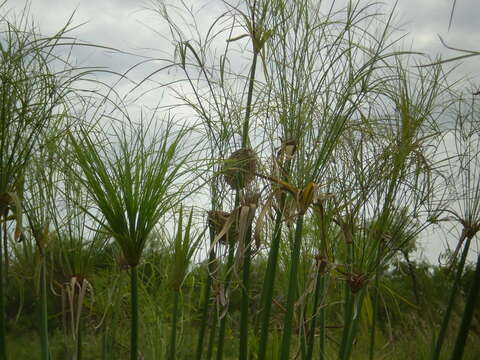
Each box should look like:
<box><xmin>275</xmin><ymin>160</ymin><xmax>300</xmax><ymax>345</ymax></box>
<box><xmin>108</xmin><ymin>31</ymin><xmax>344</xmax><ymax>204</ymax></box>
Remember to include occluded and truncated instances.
<box><xmin>1</xmin><ymin>1</ymin><xmax>480</xmax><ymax>360</ymax></box>
<box><xmin>66</xmin><ymin>119</ymin><xmax>193</xmax><ymax>267</ymax></box>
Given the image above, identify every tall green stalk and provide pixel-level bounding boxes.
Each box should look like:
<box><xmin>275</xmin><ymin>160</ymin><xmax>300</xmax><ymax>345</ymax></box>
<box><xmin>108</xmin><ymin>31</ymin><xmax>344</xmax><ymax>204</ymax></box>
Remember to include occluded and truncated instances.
<box><xmin>40</xmin><ymin>254</ymin><xmax>49</xmax><ymax>360</ymax></box>
<box><xmin>339</xmin><ymin>230</ymin><xmax>357</xmax><ymax>360</ymax></box>
<box><xmin>368</xmin><ymin>271</ymin><xmax>379</xmax><ymax>360</ymax></box>
<box><xmin>206</xmin><ymin>314</ymin><xmax>217</xmax><ymax>360</ymax></box>
<box><xmin>342</xmin><ymin>291</ymin><xmax>366</xmax><ymax>360</ymax></box>
<box><xmin>131</xmin><ymin>266</ymin><xmax>139</xmax><ymax>360</ymax></box>
<box><xmin>318</xmin><ymin>277</ymin><xmax>327</xmax><ymax>360</ymax></box>
<box><xmin>168</xmin><ymin>290</ymin><xmax>180</xmax><ymax>359</ymax></box>
<box><xmin>239</xmin><ymin>225</ymin><xmax>253</xmax><ymax>360</ymax></box>
<box><xmin>279</xmin><ymin>215</ymin><xmax>304</xmax><ymax>360</ymax></box>
<box><xmin>307</xmin><ymin>202</ymin><xmax>329</xmax><ymax>360</ymax></box>
<box><xmin>76</xmin><ymin>321</ymin><xmax>82</xmax><ymax>360</ymax></box>
<box><xmin>101</xmin><ymin>327</ymin><xmax>107</xmax><ymax>360</ymax></box>
<box><xmin>215</xmin><ymin>241</ymin><xmax>236</xmax><ymax>360</ymax></box>
<box><xmin>368</xmin><ymin>240</ymin><xmax>383</xmax><ymax>360</ymax></box>
<box><xmin>236</xmin><ymin>3</ymin><xmax>263</xmax><ymax>349</ymax></box>
<box><xmin>339</xmin><ymin>289</ymin><xmax>354</xmax><ymax>360</ymax></box>
<box><xmin>0</xmin><ymin>212</ymin><xmax>5</xmax><ymax>360</ymax></box>
<box><xmin>219</xmin><ymin>3</ymin><xmax>265</xmax><ymax>355</ymax></box>
<box><xmin>195</xmin><ymin>230</ymin><xmax>216</xmax><ymax>360</ymax></box>
<box><xmin>240</xmin><ymin>52</ymin><xmax>258</xmax><ymax>148</ymax></box>
<box><xmin>306</xmin><ymin>266</ymin><xmax>324</xmax><ymax>360</ymax></box>
<box><xmin>450</xmin><ymin>252</ymin><xmax>480</xmax><ymax>360</ymax></box>
<box><xmin>338</xmin><ymin>223</ymin><xmax>375</xmax><ymax>360</ymax></box>
<box><xmin>257</xmin><ymin>191</ymin><xmax>288</xmax><ymax>360</ymax></box>
<box><xmin>432</xmin><ymin>235</ymin><xmax>473</xmax><ymax>360</ymax></box>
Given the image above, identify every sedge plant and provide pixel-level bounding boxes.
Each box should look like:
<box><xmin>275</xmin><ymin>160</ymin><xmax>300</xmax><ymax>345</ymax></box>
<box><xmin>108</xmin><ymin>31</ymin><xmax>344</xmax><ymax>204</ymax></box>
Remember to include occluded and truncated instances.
<box><xmin>167</xmin><ymin>206</ymin><xmax>203</xmax><ymax>358</ymax></box>
<box><xmin>66</xmin><ymin>114</ymin><xmax>196</xmax><ymax>360</ymax></box>
<box><xmin>145</xmin><ymin>1</ymin><xmax>471</xmax><ymax>359</ymax></box>
<box><xmin>0</xmin><ymin>7</ymin><xmax>91</xmax><ymax>358</ymax></box>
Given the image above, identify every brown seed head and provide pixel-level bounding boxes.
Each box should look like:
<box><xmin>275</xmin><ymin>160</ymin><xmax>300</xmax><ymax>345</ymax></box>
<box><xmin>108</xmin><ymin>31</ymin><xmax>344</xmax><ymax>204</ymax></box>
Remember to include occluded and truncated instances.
<box><xmin>222</xmin><ymin>148</ymin><xmax>258</xmax><ymax>190</ymax></box>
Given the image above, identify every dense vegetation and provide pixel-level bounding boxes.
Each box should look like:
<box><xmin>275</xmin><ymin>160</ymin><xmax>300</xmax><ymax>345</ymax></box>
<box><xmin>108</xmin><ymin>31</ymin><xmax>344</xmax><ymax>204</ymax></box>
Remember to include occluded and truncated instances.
<box><xmin>0</xmin><ymin>1</ymin><xmax>479</xmax><ymax>359</ymax></box>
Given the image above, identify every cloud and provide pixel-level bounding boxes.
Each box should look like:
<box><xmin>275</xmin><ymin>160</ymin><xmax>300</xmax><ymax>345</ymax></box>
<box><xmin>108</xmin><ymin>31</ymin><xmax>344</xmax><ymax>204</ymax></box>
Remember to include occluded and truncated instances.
<box><xmin>5</xmin><ymin>0</ymin><xmax>477</xmax><ymax>84</ymax></box>
<box><xmin>395</xmin><ymin>0</ymin><xmax>479</xmax><ymax>80</ymax></box>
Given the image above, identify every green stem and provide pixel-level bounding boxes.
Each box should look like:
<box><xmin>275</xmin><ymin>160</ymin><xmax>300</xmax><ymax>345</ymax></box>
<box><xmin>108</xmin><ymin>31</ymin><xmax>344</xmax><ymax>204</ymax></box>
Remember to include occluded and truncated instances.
<box><xmin>339</xmin><ymin>290</ymin><xmax>354</xmax><ymax>359</ymax></box>
<box><xmin>206</xmin><ymin>310</ymin><xmax>217</xmax><ymax>360</ymax></box>
<box><xmin>239</xmin><ymin>226</ymin><xmax>253</xmax><ymax>360</ymax></box>
<box><xmin>432</xmin><ymin>235</ymin><xmax>472</xmax><ymax>360</ymax></box>
<box><xmin>369</xmin><ymin>244</ymin><xmax>382</xmax><ymax>360</ymax></box>
<box><xmin>316</xmin><ymin>207</ymin><xmax>329</xmax><ymax>360</ymax></box>
<box><xmin>40</xmin><ymin>256</ymin><xmax>49</xmax><ymax>360</ymax></box>
<box><xmin>131</xmin><ymin>266</ymin><xmax>139</xmax><ymax>360</ymax></box>
<box><xmin>280</xmin><ymin>215</ymin><xmax>304</xmax><ymax>360</ymax></box>
<box><xmin>0</xmin><ymin>211</ymin><xmax>6</xmax><ymax>360</ymax></box>
<box><xmin>101</xmin><ymin>326</ymin><xmax>107</xmax><ymax>360</ymax></box>
<box><xmin>257</xmin><ymin>193</ymin><xmax>286</xmax><ymax>360</ymax></box>
<box><xmin>450</xmin><ymin>252</ymin><xmax>480</xmax><ymax>360</ymax></box>
<box><xmin>342</xmin><ymin>291</ymin><xmax>366</xmax><ymax>360</ymax></box>
<box><xmin>368</xmin><ymin>275</ymin><xmax>379</xmax><ymax>360</ymax></box>
<box><xmin>215</xmin><ymin>240</ymin><xmax>236</xmax><ymax>360</ymax></box>
<box><xmin>241</xmin><ymin>51</ymin><xmax>258</xmax><ymax>147</ymax></box>
<box><xmin>216</xmin><ymin>38</ymin><xmax>258</xmax><ymax>359</ymax></box>
<box><xmin>76</xmin><ymin>320</ymin><xmax>82</xmax><ymax>360</ymax></box>
<box><xmin>300</xmin><ymin>308</ymin><xmax>308</xmax><ymax>360</ymax></box>
<box><xmin>339</xmin><ymin>239</ymin><xmax>355</xmax><ymax>360</ymax></box>
<box><xmin>2</xmin><ymin>227</ymin><xmax>6</xmax><ymax>287</ymax></box>
<box><xmin>318</xmin><ymin>278</ymin><xmax>327</xmax><ymax>360</ymax></box>
<box><xmin>168</xmin><ymin>290</ymin><xmax>180</xmax><ymax>359</ymax></box>
<box><xmin>306</xmin><ymin>267</ymin><xmax>323</xmax><ymax>360</ymax></box>
<box><xmin>195</xmin><ymin>238</ymin><xmax>216</xmax><ymax>360</ymax></box>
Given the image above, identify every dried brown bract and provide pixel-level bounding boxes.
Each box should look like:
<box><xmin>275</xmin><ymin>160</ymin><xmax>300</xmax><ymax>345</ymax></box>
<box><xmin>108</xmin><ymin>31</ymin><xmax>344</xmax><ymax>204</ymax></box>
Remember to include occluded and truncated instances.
<box><xmin>207</xmin><ymin>210</ymin><xmax>237</xmax><ymax>245</ymax></box>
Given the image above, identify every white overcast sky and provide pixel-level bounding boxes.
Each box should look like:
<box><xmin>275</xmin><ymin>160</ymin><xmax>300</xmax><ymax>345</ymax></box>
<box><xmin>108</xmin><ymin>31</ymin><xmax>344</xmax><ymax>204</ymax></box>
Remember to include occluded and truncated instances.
<box><xmin>4</xmin><ymin>0</ymin><xmax>479</xmax><ymax>82</ymax></box>
<box><xmin>3</xmin><ymin>0</ymin><xmax>480</xmax><ymax>263</ymax></box>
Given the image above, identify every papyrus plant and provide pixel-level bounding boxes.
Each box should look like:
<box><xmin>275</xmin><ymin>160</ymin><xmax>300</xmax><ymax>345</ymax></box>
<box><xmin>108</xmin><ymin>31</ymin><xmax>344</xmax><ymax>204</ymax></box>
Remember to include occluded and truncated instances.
<box><xmin>255</xmin><ymin>2</ymin><xmax>421</xmax><ymax>358</ymax></box>
<box><xmin>66</xmin><ymin>116</ymin><xmax>195</xmax><ymax>360</ymax></box>
<box><xmin>153</xmin><ymin>1</ymin><xmax>277</xmax><ymax>358</ymax></box>
<box><xmin>22</xmin><ymin>146</ymin><xmax>60</xmax><ymax>360</ymax></box>
<box><xmin>0</xmin><ymin>8</ymin><xmax>89</xmax><ymax>358</ymax></box>
<box><xmin>150</xmin><ymin>0</ymin><xmax>461</xmax><ymax>359</ymax></box>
